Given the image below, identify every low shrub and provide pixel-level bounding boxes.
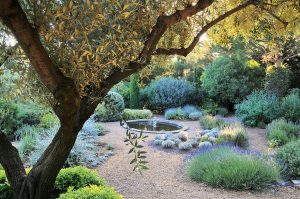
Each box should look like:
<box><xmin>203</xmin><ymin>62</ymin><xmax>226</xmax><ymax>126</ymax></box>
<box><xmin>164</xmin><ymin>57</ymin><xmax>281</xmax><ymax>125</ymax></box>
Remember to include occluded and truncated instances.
<box><xmin>235</xmin><ymin>90</ymin><xmax>281</xmax><ymax>127</ymax></box>
<box><xmin>187</xmin><ymin>146</ymin><xmax>280</xmax><ymax>191</ymax></box>
<box><xmin>281</xmin><ymin>91</ymin><xmax>300</xmax><ymax>122</ymax></box>
<box><xmin>0</xmin><ymin>101</ymin><xmax>19</xmax><ymax>136</ymax></box>
<box><xmin>54</xmin><ymin>166</ymin><xmax>106</xmax><ymax>194</ymax></box>
<box><xmin>145</xmin><ymin>77</ymin><xmax>196</xmax><ymax>111</ymax></box>
<box><xmin>16</xmin><ymin>102</ymin><xmax>46</xmax><ymax>126</ymax></box>
<box><xmin>276</xmin><ymin>140</ymin><xmax>300</xmax><ymax>178</ymax></box>
<box><xmin>29</xmin><ymin>127</ymin><xmax>98</xmax><ymax>168</ymax></box>
<box><xmin>188</xmin><ymin>112</ymin><xmax>203</xmax><ymax>121</ymax></box>
<box><xmin>58</xmin><ymin>185</ymin><xmax>123</xmax><ymax>199</ymax></box>
<box><xmin>161</xmin><ymin>140</ymin><xmax>175</xmax><ymax>148</ymax></box>
<box><xmin>0</xmin><ymin>170</ymin><xmax>6</xmax><ymax>184</ymax></box>
<box><xmin>216</xmin><ymin>107</ymin><xmax>229</xmax><ymax>117</ymax></box>
<box><xmin>94</xmin><ymin>92</ymin><xmax>125</xmax><ymax>122</ymax></box>
<box><xmin>179</xmin><ymin>142</ymin><xmax>192</xmax><ymax>151</ymax></box>
<box><xmin>122</xmin><ymin>109</ymin><xmax>152</xmax><ymax>120</ymax></box>
<box><xmin>201</xmin><ymin>99</ymin><xmax>219</xmax><ymax>115</ymax></box>
<box><xmin>216</xmin><ymin>123</ymin><xmax>248</xmax><ymax>148</ymax></box>
<box><xmin>0</xmin><ymin>183</ymin><xmax>13</xmax><ymax>199</ymax></box>
<box><xmin>39</xmin><ymin>113</ymin><xmax>59</xmax><ymax>128</ymax></box>
<box><xmin>165</xmin><ymin>105</ymin><xmax>202</xmax><ymax>121</ymax></box>
<box><xmin>266</xmin><ymin>119</ymin><xmax>299</xmax><ymax>148</ymax></box>
<box><xmin>182</xmin><ymin>105</ymin><xmax>199</xmax><ymax>115</ymax></box>
<box><xmin>18</xmin><ymin>132</ymin><xmax>37</xmax><ymax>158</ymax></box>
<box><xmin>200</xmin><ymin>115</ymin><xmax>225</xmax><ymax>130</ymax></box>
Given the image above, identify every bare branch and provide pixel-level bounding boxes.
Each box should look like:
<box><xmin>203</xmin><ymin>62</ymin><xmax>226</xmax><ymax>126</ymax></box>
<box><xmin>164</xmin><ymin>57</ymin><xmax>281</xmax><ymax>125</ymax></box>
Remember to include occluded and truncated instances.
<box><xmin>155</xmin><ymin>1</ymin><xmax>254</xmax><ymax>56</ymax></box>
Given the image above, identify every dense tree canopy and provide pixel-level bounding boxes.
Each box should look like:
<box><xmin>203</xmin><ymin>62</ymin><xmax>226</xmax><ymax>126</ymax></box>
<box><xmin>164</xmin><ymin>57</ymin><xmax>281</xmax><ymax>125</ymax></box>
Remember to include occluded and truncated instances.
<box><xmin>0</xmin><ymin>0</ymin><xmax>299</xmax><ymax>198</ymax></box>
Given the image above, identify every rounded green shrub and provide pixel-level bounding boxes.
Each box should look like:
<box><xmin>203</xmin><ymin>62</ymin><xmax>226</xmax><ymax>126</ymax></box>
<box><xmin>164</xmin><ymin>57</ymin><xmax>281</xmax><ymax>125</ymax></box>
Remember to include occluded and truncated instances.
<box><xmin>0</xmin><ymin>101</ymin><xmax>19</xmax><ymax>136</ymax></box>
<box><xmin>122</xmin><ymin>109</ymin><xmax>152</xmax><ymax>120</ymax></box>
<box><xmin>281</xmin><ymin>91</ymin><xmax>300</xmax><ymax>122</ymax></box>
<box><xmin>276</xmin><ymin>140</ymin><xmax>300</xmax><ymax>178</ymax></box>
<box><xmin>95</xmin><ymin>92</ymin><xmax>125</xmax><ymax>122</ymax></box>
<box><xmin>200</xmin><ymin>56</ymin><xmax>264</xmax><ymax>105</ymax></box>
<box><xmin>264</xmin><ymin>65</ymin><xmax>291</xmax><ymax>98</ymax></box>
<box><xmin>145</xmin><ymin>77</ymin><xmax>196</xmax><ymax>111</ymax></box>
<box><xmin>235</xmin><ymin>91</ymin><xmax>281</xmax><ymax>127</ymax></box>
<box><xmin>54</xmin><ymin>166</ymin><xmax>106</xmax><ymax>194</ymax></box>
<box><xmin>266</xmin><ymin>119</ymin><xmax>299</xmax><ymax>148</ymax></box>
<box><xmin>187</xmin><ymin>147</ymin><xmax>280</xmax><ymax>191</ymax></box>
<box><xmin>0</xmin><ymin>183</ymin><xmax>13</xmax><ymax>199</ymax></box>
<box><xmin>58</xmin><ymin>185</ymin><xmax>123</xmax><ymax>199</ymax></box>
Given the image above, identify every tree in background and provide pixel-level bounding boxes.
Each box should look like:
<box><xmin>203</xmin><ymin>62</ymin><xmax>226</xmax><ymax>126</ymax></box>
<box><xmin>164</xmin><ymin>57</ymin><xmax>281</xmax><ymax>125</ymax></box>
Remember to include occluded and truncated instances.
<box><xmin>129</xmin><ymin>74</ymin><xmax>141</xmax><ymax>109</ymax></box>
<box><xmin>0</xmin><ymin>0</ymin><xmax>299</xmax><ymax>198</ymax></box>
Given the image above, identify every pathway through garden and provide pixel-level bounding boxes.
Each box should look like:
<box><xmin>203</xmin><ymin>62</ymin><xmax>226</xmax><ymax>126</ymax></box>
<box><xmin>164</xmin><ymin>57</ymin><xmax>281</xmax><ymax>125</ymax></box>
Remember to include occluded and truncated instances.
<box><xmin>96</xmin><ymin>119</ymin><xmax>299</xmax><ymax>199</ymax></box>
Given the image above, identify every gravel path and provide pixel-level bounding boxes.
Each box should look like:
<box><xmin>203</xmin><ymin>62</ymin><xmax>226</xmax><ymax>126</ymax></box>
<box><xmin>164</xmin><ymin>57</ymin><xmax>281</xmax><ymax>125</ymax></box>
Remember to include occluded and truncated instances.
<box><xmin>96</xmin><ymin>119</ymin><xmax>300</xmax><ymax>199</ymax></box>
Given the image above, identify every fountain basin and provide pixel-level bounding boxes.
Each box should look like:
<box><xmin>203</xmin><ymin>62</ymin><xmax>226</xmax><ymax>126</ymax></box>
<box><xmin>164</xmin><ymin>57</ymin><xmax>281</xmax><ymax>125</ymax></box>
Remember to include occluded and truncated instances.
<box><xmin>122</xmin><ymin>119</ymin><xmax>188</xmax><ymax>134</ymax></box>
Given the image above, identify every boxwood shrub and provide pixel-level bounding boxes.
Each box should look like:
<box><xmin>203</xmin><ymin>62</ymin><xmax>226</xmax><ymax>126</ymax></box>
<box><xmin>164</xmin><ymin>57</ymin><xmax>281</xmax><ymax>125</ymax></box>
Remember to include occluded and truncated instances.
<box><xmin>123</xmin><ymin>109</ymin><xmax>152</xmax><ymax>120</ymax></box>
<box><xmin>58</xmin><ymin>185</ymin><xmax>123</xmax><ymax>199</ymax></box>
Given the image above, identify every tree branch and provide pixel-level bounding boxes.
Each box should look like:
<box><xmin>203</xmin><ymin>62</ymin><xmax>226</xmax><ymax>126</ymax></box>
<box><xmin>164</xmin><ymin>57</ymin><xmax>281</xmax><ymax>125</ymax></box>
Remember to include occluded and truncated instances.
<box><xmin>155</xmin><ymin>1</ymin><xmax>254</xmax><ymax>56</ymax></box>
<box><xmin>102</xmin><ymin>0</ymin><xmax>215</xmax><ymax>91</ymax></box>
<box><xmin>260</xmin><ymin>7</ymin><xmax>289</xmax><ymax>28</ymax></box>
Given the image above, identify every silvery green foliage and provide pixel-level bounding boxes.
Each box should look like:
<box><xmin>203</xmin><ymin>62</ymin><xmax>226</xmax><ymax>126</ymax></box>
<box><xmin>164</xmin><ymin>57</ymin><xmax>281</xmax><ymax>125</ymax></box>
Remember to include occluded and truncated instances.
<box><xmin>179</xmin><ymin>142</ymin><xmax>192</xmax><ymax>151</ymax></box>
<box><xmin>188</xmin><ymin>138</ymin><xmax>199</xmax><ymax>148</ymax></box>
<box><xmin>154</xmin><ymin>135</ymin><xmax>161</xmax><ymax>140</ymax></box>
<box><xmin>154</xmin><ymin>139</ymin><xmax>163</xmax><ymax>145</ymax></box>
<box><xmin>183</xmin><ymin>105</ymin><xmax>199</xmax><ymax>115</ymax></box>
<box><xmin>163</xmin><ymin>132</ymin><xmax>174</xmax><ymax>140</ymax></box>
<box><xmin>177</xmin><ymin>131</ymin><xmax>188</xmax><ymax>141</ymax></box>
<box><xmin>161</xmin><ymin>140</ymin><xmax>175</xmax><ymax>148</ymax></box>
<box><xmin>188</xmin><ymin>112</ymin><xmax>203</xmax><ymax>121</ymax></box>
<box><xmin>174</xmin><ymin>138</ymin><xmax>182</xmax><ymax>146</ymax></box>
<box><xmin>146</xmin><ymin>77</ymin><xmax>196</xmax><ymax>110</ymax></box>
<box><xmin>199</xmin><ymin>141</ymin><xmax>212</xmax><ymax>148</ymax></box>
<box><xmin>104</xmin><ymin>92</ymin><xmax>125</xmax><ymax>116</ymax></box>
<box><xmin>29</xmin><ymin>119</ymin><xmax>107</xmax><ymax>168</ymax></box>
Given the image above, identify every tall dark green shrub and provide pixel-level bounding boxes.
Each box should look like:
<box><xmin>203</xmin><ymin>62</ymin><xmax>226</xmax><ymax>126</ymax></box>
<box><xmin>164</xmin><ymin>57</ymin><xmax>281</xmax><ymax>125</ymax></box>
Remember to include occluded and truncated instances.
<box><xmin>129</xmin><ymin>74</ymin><xmax>140</xmax><ymax>109</ymax></box>
<box><xmin>200</xmin><ymin>55</ymin><xmax>264</xmax><ymax>105</ymax></box>
<box><xmin>0</xmin><ymin>101</ymin><xmax>19</xmax><ymax>137</ymax></box>
<box><xmin>264</xmin><ymin>65</ymin><xmax>291</xmax><ymax>97</ymax></box>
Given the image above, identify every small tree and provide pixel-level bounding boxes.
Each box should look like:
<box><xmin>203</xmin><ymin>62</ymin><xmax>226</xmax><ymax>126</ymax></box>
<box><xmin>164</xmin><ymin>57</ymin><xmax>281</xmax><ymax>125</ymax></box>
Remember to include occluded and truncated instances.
<box><xmin>129</xmin><ymin>74</ymin><xmax>141</xmax><ymax>109</ymax></box>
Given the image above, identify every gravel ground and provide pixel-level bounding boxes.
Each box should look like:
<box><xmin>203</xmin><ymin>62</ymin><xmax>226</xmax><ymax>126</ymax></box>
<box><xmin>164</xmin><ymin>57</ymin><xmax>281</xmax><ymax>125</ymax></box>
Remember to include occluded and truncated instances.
<box><xmin>96</xmin><ymin>118</ymin><xmax>300</xmax><ymax>199</ymax></box>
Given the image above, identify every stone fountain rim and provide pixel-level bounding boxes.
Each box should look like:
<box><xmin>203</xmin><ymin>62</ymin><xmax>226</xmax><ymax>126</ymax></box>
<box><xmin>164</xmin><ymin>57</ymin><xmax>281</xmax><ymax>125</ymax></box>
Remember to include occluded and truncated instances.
<box><xmin>121</xmin><ymin>119</ymin><xmax>189</xmax><ymax>134</ymax></box>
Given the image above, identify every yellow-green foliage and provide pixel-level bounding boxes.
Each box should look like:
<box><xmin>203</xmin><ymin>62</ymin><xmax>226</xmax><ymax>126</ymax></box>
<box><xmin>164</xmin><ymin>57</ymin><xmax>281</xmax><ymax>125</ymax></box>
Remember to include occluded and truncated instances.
<box><xmin>58</xmin><ymin>185</ymin><xmax>123</xmax><ymax>199</ymax></box>
<box><xmin>123</xmin><ymin>109</ymin><xmax>152</xmax><ymax>120</ymax></box>
<box><xmin>200</xmin><ymin>115</ymin><xmax>225</xmax><ymax>130</ymax></box>
<box><xmin>39</xmin><ymin>113</ymin><xmax>59</xmax><ymax>128</ymax></box>
<box><xmin>54</xmin><ymin>166</ymin><xmax>106</xmax><ymax>194</ymax></box>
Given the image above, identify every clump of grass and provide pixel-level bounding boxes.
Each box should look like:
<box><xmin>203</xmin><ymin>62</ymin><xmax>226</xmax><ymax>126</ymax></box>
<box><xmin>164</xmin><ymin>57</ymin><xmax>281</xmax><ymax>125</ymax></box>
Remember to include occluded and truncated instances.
<box><xmin>215</xmin><ymin>123</ymin><xmax>248</xmax><ymax>148</ymax></box>
<box><xmin>200</xmin><ymin>115</ymin><xmax>225</xmax><ymax>129</ymax></box>
<box><xmin>187</xmin><ymin>146</ymin><xmax>280</xmax><ymax>191</ymax></box>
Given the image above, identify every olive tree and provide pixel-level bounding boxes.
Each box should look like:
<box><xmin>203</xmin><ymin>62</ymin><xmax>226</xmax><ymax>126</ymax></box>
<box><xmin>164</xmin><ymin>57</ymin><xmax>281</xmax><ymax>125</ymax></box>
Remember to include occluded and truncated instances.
<box><xmin>0</xmin><ymin>0</ymin><xmax>299</xmax><ymax>198</ymax></box>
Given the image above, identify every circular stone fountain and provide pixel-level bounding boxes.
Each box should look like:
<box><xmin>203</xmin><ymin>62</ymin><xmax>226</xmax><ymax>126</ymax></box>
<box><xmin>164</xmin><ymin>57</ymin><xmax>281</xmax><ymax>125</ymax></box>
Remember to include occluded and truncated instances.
<box><xmin>122</xmin><ymin>118</ymin><xmax>188</xmax><ymax>134</ymax></box>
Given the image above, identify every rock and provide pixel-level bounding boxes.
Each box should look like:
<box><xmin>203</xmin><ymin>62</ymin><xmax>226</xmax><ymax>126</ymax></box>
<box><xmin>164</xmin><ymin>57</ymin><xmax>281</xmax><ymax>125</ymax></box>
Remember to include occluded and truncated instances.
<box><xmin>199</xmin><ymin>141</ymin><xmax>212</xmax><ymax>148</ymax></box>
<box><xmin>277</xmin><ymin>181</ymin><xmax>293</xmax><ymax>186</ymax></box>
<box><xmin>292</xmin><ymin>180</ymin><xmax>300</xmax><ymax>186</ymax></box>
